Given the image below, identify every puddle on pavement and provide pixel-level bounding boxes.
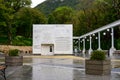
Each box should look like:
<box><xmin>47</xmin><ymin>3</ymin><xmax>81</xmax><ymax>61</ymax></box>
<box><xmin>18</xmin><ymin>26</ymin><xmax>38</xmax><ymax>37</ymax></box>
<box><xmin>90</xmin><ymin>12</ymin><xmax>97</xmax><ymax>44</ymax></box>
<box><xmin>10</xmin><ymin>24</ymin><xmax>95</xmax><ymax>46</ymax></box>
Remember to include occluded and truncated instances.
<box><xmin>4</xmin><ymin>55</ymin><xmax>120</xmax><ymax>80</ymax></box>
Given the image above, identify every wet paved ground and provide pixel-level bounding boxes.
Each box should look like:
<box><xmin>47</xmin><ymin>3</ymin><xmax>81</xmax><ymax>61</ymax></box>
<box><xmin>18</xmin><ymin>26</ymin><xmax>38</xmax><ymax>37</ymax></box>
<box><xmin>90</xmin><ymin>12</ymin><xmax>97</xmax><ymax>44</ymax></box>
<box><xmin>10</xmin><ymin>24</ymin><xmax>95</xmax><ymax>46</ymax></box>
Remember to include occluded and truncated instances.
<box><xmin>1</xmin><ymin>55</ymin><xmax>120</xmax><ymax>80</ymax></box>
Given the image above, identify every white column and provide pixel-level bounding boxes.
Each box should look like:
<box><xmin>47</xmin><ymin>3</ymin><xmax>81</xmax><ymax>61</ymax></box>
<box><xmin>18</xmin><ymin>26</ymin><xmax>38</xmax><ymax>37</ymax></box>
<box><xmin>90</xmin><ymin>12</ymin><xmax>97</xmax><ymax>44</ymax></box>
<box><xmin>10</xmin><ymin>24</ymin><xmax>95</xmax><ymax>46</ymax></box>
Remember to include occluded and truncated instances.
<box><xmin>88</xmin><ymin>35</ymin><xmax>93</xmax><ymax>55</ymax></box>
<box><xmin>111</xmin><ymin>28</ymin><xmax>115</xmax><ymax>49</ymax></box>
<box><xmin>82</xmin><ymin>38</ymin><xmax>85</xmax><ymax>54</ymax></box>
<box><xmin>98</xmin><ymin>32</ymin><xmax>102</xmax><ymax>50</ymax></box>
<box><xmin>82</xmin><ymin>38</ymin><xmax>86</xmax><ymax>57</ymax></box>
<box><xmin>78</xmin><ymin>39</ymin><xmax>81</xmax><ymax>51</ymax></box>
<box><xmin>110</xmin><ymin>28</ymin><xmax>116</xmax><ymax>57</ymax></box>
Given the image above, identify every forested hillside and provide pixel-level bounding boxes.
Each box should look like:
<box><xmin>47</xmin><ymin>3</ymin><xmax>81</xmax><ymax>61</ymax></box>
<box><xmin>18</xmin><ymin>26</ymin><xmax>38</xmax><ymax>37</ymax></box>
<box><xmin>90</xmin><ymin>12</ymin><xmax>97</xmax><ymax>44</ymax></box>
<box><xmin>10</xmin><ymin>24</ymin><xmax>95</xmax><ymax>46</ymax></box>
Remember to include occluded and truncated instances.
<box><xmin>0</xmin><ymin>0</ymin><xmax>120</xmax><ymax>49</ymax></box>
<box><xmin>35</xmin><ymin>0</ymin><xmax>95</xmax><ymax>15</ymax></box>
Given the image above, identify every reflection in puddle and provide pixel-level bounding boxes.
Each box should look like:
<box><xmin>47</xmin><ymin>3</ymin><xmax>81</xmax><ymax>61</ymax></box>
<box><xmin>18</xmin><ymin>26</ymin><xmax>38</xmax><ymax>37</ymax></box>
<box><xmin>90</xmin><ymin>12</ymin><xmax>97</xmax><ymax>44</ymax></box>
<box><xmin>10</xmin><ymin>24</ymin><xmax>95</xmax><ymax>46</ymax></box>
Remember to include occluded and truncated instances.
<box><xmin>5</xmin><ymin>55</ymin><xmax>120</xmax><ymax>80</ymax></box>
<box><xmin>32</xmin><ymin>65</ymin><xmax>74</xmax><ymax>80</ymax></box>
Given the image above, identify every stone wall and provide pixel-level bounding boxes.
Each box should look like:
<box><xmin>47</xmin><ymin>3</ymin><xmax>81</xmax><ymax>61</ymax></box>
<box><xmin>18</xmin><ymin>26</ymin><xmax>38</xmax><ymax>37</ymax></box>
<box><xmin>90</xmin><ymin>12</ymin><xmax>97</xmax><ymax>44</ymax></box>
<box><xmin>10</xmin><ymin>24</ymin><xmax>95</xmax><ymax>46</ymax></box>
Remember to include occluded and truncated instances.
<box><xmin>0</xmin><ymin>45</ymin><xmax>32</xmax><ymax>55</ymax></box>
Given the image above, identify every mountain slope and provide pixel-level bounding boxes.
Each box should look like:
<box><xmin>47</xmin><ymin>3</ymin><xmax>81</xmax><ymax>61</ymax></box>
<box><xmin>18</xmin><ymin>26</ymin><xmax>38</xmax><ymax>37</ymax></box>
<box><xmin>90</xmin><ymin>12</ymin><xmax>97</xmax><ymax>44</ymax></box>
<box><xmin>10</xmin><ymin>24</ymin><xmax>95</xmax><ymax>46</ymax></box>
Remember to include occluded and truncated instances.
<box><xmin>35</xmin><ymin>0</ymin><xmax>95</xmax><ymax>15</ymax></box>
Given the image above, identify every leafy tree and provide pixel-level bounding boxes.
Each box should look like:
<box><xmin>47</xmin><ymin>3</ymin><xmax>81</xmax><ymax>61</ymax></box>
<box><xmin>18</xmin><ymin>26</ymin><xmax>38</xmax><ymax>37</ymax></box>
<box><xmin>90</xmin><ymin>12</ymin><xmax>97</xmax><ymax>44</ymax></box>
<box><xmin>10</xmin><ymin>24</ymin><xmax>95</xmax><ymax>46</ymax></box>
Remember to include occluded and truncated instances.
<box><xmin>0</xmin><ymin>0</ymin><xmax>6</xmax><ymax>26</ymax></box>
<box><xmin>48</xmin><ymin>14</ymin><xmax>56</xmax><ymax>24</ymax></box>
<box><xmin>0</xmin><ymin>0</ymin><xmax>7</xmax><ymax>36</ymax></box>
<box><xmin>14</xmin><ymin>7</ymin><xmax>47</xmax><ymax>38</ymax></box>
<box><xmin>48</xmin><ymin>6</ymin><xmax>74</xmax><ymax>24</ymax></box>
<box><xmin>0</xmin><ymin>0</ymin><xmax>31</xmax><ymax>44</ymax></box>
<box><xmin>12</xmin><ymin>35</ymin><xmax>32</xmax><ymax>46</ymax></box>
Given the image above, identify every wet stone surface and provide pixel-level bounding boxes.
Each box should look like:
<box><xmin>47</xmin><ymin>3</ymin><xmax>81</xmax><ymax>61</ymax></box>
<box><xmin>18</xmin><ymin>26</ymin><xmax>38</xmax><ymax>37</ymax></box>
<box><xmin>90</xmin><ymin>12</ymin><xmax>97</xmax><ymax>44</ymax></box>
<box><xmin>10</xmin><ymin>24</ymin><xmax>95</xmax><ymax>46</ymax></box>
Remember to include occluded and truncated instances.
<box><xmin>1</xmin><ymin>57</ymin><xmax>120</xmax><ymax>80</ymax></box>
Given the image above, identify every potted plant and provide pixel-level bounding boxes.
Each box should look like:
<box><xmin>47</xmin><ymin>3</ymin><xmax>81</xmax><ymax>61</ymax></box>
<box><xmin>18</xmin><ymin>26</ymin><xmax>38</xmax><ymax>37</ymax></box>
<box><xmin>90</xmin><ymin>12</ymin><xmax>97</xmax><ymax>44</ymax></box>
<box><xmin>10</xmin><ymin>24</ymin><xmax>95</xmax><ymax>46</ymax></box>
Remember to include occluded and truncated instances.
<box><xmin>5</xmin><ymin>49</ymin><xmax>23</xmax><ymax>66</ymax></box>
<box><xmin>85</xmin><ymin>50</ymin><xmax>111</xmax><ymax>75</ymax></box>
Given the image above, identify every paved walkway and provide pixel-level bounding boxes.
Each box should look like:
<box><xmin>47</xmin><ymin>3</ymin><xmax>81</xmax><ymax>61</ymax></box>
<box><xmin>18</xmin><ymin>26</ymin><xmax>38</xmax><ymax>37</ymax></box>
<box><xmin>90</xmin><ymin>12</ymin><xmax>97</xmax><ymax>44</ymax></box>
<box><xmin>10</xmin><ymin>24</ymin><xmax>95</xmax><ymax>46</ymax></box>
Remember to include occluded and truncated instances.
<box><xmin>2</xmin><ymin>56</ymin><xmax>120</xmax><ymax>80</ymax></box>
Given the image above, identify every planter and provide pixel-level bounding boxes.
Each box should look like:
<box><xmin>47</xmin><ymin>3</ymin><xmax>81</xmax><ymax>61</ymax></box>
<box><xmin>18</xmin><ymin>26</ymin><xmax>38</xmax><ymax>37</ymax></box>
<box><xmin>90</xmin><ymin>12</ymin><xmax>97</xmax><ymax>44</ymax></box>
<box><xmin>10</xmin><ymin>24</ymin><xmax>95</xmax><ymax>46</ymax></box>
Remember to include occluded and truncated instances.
<box><xmin>5</xmin><ymin>56</ymin><xmax>23</xmax><ymax>66</ymax></box>
<box><xmin>85</xmin><ymin>59</ymin><xmax>111</xmax><ymax>75</ymax></box>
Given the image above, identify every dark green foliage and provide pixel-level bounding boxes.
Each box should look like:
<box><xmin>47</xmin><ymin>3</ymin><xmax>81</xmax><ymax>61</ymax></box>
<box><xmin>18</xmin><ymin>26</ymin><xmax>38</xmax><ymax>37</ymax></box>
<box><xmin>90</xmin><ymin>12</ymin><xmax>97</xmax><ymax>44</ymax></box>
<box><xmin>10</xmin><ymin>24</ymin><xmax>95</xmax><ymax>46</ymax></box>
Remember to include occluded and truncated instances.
<box><xmin>0</xmin><ymin>0</ymin><xmax>31</xmax><ymax>44</ymax></box>
<box><xmin>116</xmin><ymin>38</ymin><xmax>120</xmax><ymax>50</ymax></box>
<box><xmin>0</xmin><ymin>37</ymin><xmax>9</xmax><ymax>44</ymax></box>
<box><xmin>48</xmin><ymin>6</ymin><xmax>74</xmax><ymax>24</ymax></box>
<box><xmin>14</xmin><ymin>7</ymin><xmax>47</xmax><ymax>38</ymax></box>
<box><xmin>90</xmin><ymin>50</ymin><xmax>106</xmax><ymax>60</ymax></box>
<box><xmin>0</xmin><ymin>0</ymin><xmax>46</xmax><ymax>45</ymax></box>
<box><xmin>9</xmin><ymin>49</ymin><xmax>19</xmax><ymax>56</ymax></box>
<box><xmin>12</xmin><ymin>36</ymin><xmax>32</xmax><ymax>46</ymax></box>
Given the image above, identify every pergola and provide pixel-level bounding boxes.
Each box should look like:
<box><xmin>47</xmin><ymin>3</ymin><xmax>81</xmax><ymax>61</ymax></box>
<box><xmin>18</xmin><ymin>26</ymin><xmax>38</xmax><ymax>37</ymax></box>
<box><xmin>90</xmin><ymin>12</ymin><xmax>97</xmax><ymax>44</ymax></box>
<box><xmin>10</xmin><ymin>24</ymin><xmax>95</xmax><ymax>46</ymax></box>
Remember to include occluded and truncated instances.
<box><xmin>73</xmin><ymin>19</ymin><xmax>120</xmax><ymax>57</ymax></box>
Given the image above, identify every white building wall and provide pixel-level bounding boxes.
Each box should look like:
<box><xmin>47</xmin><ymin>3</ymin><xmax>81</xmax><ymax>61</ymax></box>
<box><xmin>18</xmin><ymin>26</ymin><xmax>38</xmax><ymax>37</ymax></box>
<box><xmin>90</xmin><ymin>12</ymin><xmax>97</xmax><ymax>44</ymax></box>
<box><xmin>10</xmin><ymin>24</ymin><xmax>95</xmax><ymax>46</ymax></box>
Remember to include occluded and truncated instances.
<box><xmin>33</xmin><ymin>24</ymin><xmax>73</xmax><ymax>55</ymax></box>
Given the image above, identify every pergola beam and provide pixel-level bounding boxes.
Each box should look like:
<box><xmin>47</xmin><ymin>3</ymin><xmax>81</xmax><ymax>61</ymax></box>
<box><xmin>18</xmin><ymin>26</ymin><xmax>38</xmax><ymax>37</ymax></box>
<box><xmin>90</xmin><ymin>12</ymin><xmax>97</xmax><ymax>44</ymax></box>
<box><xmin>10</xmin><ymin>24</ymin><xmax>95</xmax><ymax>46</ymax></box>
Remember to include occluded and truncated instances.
<box><xmin>79</xmin><ymin>20</ymin><xmax>120</xmax><ymax>38</ymax></box>
<box><xmin>73</xmin><ymin>37</ymin><xmax>79</xmax><ymax>39</ymax></box>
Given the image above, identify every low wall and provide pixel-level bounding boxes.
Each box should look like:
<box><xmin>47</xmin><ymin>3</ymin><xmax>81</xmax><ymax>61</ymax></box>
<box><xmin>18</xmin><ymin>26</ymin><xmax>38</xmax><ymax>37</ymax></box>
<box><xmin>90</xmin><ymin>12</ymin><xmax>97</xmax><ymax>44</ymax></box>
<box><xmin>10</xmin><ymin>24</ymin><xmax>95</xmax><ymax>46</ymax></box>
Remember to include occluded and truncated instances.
<box><xmin>0</xmin><ymin>45</ymin><xmax>32</xmax><ymax>55</ymax></box>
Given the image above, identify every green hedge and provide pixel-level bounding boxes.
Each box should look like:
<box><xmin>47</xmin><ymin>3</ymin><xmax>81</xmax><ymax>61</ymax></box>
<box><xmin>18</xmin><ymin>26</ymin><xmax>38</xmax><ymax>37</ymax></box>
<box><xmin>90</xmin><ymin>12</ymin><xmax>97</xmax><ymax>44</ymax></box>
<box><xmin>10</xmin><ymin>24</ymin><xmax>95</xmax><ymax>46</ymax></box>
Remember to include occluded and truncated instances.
<box><xmin>90</xmin><ymin>50</ymin><xmax>106</xmax><ymax>60</ymax></box>
<box><xmin>9</xmin><ymin>49</ymin><xmax>19</xmax><ymax>56</ymax></box>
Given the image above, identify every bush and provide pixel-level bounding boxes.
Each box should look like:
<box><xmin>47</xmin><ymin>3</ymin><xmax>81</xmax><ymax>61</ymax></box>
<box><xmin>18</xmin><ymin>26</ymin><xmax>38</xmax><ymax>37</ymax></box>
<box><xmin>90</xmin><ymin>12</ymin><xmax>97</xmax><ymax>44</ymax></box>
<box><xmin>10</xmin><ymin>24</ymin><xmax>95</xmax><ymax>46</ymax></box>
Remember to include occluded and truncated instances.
<box><xmin>9</xmin><ymin>49</ymin><xmax>19</xmax><ymax>56</ymax></box>
<box><xmin>90</xmin><ymin>50</ymin><xmax>106</xmax><ymax>60</ymax></box>
<box><xmin>12</xmin><ymin>36</ymin><xmax>32</xmax><ymax>46</ymax></box>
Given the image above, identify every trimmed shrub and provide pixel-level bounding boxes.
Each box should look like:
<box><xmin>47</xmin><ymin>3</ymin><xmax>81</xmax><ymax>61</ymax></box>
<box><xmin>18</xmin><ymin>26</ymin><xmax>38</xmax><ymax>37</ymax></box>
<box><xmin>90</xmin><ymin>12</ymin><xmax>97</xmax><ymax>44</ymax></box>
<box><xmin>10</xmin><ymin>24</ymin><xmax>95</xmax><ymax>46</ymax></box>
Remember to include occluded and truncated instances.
<box><xmin>90</xmin><ymin>50</ymin><xmax>106</xmax><ymax>60</ymax></box>
<box><xmin>9</xmin><ymin>49</ymin><xmax>19</xmax><ymax>56</ymax></box>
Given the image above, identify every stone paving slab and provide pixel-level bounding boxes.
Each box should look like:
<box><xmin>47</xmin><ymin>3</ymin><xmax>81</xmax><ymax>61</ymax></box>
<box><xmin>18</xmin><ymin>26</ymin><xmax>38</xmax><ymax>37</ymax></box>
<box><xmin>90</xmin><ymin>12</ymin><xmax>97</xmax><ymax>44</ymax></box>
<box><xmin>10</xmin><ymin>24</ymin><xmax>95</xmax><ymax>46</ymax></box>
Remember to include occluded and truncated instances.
<box><xmin>5</xmin><ymin>65</ymin><xmax>120</xmax><ymax>80</ymax></box>
<box><xmin>1</xmin><ymin>56</ymin><xmax>120</xmax><ymax>80</ymax></box>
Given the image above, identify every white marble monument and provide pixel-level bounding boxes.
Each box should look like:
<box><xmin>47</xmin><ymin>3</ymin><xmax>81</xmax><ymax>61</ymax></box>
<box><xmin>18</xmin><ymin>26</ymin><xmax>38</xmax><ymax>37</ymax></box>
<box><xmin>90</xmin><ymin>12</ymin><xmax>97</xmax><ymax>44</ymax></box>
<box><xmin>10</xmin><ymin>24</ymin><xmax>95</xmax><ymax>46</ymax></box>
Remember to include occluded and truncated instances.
<box><xmin>33</xmin><ymin>24</ymin><xmax>73</xmax><ymax>55</ymax></box>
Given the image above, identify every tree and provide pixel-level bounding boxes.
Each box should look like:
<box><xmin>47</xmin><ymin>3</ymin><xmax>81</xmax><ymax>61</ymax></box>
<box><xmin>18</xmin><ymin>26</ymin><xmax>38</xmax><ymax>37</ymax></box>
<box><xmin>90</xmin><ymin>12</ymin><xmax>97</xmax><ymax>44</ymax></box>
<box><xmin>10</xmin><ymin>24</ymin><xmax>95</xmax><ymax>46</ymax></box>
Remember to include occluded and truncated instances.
<box><xmin>0</xmin><ymin>0</ymin><xmax>7</xmax><ymax>35</ymax></box>
<box><xmin>14</xmin><ymin>7</ymin><xmax>47</xmax><ymax>38</ymax></box>
<box><xmin>1</xmin><ymin>0</ymin><xmax>31</xmax><ymax>44</ymax></box>
<box><xmin>48</xmin><ymin>6</ymin><xmax>74</xmax><ymax>24</ymax></box>
<box><xmin>48</xmin><ymin>14</ymin><xmax>56</xmax><ymax>24</ymax></box>
<box><xmin>0</xmin><ymin>0</ymin><xmax>6</xmax><ymax>26</ymax></box>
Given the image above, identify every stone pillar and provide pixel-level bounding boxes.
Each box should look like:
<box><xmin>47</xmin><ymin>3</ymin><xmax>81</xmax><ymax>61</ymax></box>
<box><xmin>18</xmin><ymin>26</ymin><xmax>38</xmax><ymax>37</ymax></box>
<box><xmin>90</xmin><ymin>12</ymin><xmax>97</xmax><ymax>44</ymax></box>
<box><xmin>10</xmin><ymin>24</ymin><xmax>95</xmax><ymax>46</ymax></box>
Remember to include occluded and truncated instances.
<box><xmin>109</xmin><ymin>28</ymin><xmax>116</xmax><ymax>57</ymax></box>
<box><xmin>82</xmin><ymin>38</ymin><xmax>86</xmax><ymax>57</ymax></box>
<box><xmin>88</xmin><ymin>35</ymin><xmax>93</xmax><ymax>56</ymax></box>
<box><xmin>78</xmin><ymin>39</ymin><xmax>80</xmax><ymax>51</ymax></box>
<box><xmin>98</xmin><ymin>32</ymin><xmax>102</xmax><ymax>50</ymax></box>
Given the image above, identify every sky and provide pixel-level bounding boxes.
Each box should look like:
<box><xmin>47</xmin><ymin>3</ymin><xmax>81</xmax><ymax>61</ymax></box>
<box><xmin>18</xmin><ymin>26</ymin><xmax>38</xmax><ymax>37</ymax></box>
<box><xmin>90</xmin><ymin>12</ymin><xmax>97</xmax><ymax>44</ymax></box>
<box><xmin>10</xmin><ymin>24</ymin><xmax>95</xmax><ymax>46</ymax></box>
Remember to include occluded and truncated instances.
<box><xmin>31</xmin><ymin>0</ymin><xmax>46</xmax><ymax>8</ymax></box>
